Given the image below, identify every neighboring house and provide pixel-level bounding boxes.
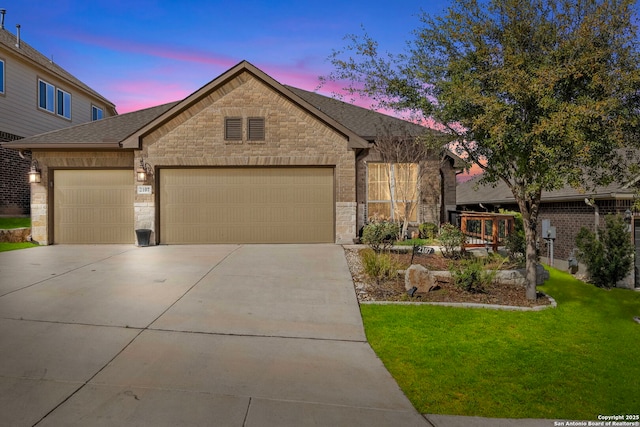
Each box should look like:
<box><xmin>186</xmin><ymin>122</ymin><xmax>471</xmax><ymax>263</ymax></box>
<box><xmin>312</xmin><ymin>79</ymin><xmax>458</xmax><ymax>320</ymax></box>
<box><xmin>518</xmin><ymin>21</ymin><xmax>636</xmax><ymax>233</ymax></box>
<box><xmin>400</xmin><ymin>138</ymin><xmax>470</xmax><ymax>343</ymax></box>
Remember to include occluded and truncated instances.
<box><xmin>0</xmin><ymin>23</ymin><xmax>116</xmax><ymax>215</ymax></box>
<box><xmin>456</xmin><ymin>175</ymin><xmax>639</xmax><ymax>288</ymax></box>
<box><xmin>2</xmin><ymin>61</ymin><xmax>460</xmax><ymax>245</ymax></box>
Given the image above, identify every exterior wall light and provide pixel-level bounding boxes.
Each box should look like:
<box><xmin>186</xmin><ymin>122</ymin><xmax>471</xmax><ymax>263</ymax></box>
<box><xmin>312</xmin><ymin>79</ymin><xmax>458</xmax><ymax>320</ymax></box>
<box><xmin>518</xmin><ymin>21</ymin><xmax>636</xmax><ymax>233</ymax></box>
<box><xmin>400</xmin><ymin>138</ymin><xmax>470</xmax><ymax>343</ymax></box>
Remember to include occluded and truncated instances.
<box><xmin>136</xmin><ymin>157</ymin><xmax>153</xmax><ymax>182</ymax></box>
<box><xmin>28</xmin><ymin>159</ymin><xmax>41</xmax><ymax>183</ymax></box>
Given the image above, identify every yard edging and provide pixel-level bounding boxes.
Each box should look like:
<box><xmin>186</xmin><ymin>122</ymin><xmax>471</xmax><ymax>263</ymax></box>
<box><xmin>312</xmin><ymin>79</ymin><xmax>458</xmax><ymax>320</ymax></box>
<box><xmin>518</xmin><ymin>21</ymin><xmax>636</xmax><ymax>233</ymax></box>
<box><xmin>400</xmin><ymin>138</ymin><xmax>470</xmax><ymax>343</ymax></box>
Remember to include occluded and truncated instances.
<box><xmin>360</xmin><ymin>292</ymin><xmax>557</xmax><ymax>311</ymax></box>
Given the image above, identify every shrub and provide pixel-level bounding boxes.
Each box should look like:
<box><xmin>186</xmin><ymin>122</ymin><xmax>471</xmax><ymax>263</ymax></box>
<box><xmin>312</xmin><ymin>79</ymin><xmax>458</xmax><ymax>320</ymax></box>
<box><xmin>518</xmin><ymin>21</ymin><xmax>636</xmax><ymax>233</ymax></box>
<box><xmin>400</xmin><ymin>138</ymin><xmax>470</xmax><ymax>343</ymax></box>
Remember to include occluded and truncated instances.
<box><xmin>439</xmin><ymin>223</ymin><xmax>466</xmax><ymax>259</ymax></box>
<box><xmin>419</xmin><ymin>222</ymin><xmax>439</xmax><ymax>240</ymax></box>
<box><xmin>500</xmin><ymin>211</ymin><xmax>525</xmax><ymax>262</ymax></box>
<box><xmin>575</xmin><ymin>214</ymin><xmax>634</xmax><ymax>288</ymax></box>
<box><xmin>449</xmin><ymin>258</ymin><xmax>497</xmax><ymax>293</ymax></box>
<box><xmin>362</xmin><ymin>221</ymin><xmax>400</xmax><ymax>252</ymax></box>
<box><xmin>505</xmin><ymin>229</ymin><xmax>526</xmax><ymax>261</ymax></box>
<box><xmin>360</xmin><ymin>248</ymin><xmax>401</xmax><ymax>285</ymax></box>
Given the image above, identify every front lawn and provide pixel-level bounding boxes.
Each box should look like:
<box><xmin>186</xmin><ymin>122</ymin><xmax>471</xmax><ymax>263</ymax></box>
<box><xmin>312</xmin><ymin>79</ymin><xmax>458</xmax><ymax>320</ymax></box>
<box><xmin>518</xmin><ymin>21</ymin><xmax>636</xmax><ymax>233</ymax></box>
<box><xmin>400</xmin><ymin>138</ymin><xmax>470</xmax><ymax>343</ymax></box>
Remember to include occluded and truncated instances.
<box><xmin>0</xmin><ymin>217</ymin><xmax>30</xmax><ymax>229</ymax></box>
<box><xmin>0</xmin><ymin>242</ymin><xmax>39</xmax><ymax>252</ymax></box>
<box><xmin>360</xmin><ymin>268</ymin><xmax>640</xmax><ymax>419</ymax></box>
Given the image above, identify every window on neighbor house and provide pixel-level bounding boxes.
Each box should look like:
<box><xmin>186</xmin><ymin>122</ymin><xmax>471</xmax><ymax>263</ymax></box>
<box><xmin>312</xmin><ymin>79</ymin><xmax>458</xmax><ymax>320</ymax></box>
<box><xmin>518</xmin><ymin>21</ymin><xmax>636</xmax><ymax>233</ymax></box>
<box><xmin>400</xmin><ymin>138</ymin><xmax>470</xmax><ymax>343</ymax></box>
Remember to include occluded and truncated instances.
<box><xmin>367</xmin><ymin>163</ymin><xmax>419</xmax><ymax>222</ymax></box>
<box><xmin>56</xmin><ymin>88</ymin><xmax>71</xmax><ymax>119</ymax></box>
<box><xmin>38</xmin><ymin>79</ymin><xmax>55</xmax><ymax>113</ymax></box>
<box><xmin>92</xmin><ymin>105</ymin><xmax>103</xmax><ymax>121</ymax></box>
<box><xmin>0</xmin><ymin>58</ymin><xmax>5</xmax><ymax>94</ymax></box>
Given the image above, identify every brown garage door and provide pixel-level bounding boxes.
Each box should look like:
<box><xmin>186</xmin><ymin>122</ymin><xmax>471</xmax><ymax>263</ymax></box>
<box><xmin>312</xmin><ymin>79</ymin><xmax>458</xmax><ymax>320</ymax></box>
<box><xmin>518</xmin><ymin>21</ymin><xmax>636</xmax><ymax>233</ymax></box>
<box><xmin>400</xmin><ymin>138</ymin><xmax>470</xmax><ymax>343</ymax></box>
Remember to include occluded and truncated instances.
<box><xmin>54</xmin><ymin>170</ymin><xmax>134</xmax><ymax>244</ymax></box>
<box><xmin>160</xmin><ymin>168</ymin><xmax>334</xmax><ymax>243</ymax></box>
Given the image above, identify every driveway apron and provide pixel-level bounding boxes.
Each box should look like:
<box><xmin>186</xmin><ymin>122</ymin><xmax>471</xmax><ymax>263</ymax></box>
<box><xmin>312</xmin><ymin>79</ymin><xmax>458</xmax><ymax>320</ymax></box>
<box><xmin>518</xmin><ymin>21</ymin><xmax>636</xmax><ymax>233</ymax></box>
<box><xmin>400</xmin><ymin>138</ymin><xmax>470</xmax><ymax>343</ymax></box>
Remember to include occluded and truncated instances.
<box><xmin>0</xmin><ymin>244</ymin><xmax>427</xmax><ymax>426</ymax></box>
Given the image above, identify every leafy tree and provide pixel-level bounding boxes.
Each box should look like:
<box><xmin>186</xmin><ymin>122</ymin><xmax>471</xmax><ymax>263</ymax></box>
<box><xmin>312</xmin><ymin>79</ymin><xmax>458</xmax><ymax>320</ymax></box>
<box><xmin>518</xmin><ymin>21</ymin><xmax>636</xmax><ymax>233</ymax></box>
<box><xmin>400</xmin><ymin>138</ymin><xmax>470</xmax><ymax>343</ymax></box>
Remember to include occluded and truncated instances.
<box><xmin>323</xmin><ymin>0</ymin><xmax>640</xmax><ymax>299</ymax></box>
<box><xmin>575</xmin><ymin>214</ymin><xmax>635</xmax><ymax>288</ymax></box>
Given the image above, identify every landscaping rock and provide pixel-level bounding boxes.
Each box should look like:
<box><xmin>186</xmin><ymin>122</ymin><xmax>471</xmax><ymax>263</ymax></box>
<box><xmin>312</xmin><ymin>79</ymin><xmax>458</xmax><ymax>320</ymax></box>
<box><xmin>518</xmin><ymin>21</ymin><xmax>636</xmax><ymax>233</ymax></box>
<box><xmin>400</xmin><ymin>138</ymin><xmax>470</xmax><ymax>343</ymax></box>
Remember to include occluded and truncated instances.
<box><xmin>405</xmin><ymin>264</ymin><xmax>443</xmax><ymax>293</ymax></box>
<box><xmin>0</xmin><ymin>228</ymin><xmax>31</xmax><ymax>243</ymax></box>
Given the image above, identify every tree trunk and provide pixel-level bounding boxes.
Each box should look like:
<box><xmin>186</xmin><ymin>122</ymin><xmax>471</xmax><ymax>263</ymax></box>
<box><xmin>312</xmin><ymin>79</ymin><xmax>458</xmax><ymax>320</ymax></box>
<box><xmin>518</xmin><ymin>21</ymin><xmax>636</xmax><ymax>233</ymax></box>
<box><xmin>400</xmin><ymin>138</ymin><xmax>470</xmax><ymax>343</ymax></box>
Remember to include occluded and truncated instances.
<box><xmin>515</xmin><ymin>188</ymin><xmax>541</xmax><ymax>301</ymax></box>
<box><xmin>524</xmin><ymin>224</ymin><xmax>538</xmax><ymax>300</ymax></box>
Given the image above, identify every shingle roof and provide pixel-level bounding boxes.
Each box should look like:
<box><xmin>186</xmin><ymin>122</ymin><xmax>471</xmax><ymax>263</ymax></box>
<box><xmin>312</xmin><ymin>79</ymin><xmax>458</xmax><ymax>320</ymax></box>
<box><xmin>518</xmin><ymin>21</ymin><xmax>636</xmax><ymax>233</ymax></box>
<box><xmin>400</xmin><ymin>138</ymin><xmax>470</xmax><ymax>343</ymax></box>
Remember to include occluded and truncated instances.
<box><xmin>286</xmin><ymin>86</ymin><xmax>427</xmax><ymax>140</ymax></box>
<box><xmin>3</xmin><ymin>61</ymin><xmax>457</xmax><ymax>154</ymax></box>
<box><xmin>2</xmin><ymin>102</ymin><xmax>177</xmax><ymax>148</ymax></box>
<box><xmin>0</xmin><ymin>28</ymin><xmax>115</xmax><ymax>111</ymax></box>
<box><xmin>287</xmin><ymin>86</ymin><xmax>465</xmax><ymax>167</ymax></box>
<box><xmin>457</xmin><ymin>174</ymin><xmax>634</xmax><ymax>206</ymax></box>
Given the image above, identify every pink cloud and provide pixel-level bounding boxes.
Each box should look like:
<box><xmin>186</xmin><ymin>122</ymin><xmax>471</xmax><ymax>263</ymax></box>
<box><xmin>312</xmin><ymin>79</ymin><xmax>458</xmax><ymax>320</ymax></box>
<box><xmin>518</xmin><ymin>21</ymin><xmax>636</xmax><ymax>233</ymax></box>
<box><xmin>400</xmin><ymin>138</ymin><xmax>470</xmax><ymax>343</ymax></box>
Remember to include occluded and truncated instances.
<box><xmin>64</xmin><ymin>29</ymin><xmax>240</xmax><ymax>69</ymax></box>
<box><xmin>106</xmin><ymin>80</ymin><xmax>189</xmax><ymax>113</ymax></box>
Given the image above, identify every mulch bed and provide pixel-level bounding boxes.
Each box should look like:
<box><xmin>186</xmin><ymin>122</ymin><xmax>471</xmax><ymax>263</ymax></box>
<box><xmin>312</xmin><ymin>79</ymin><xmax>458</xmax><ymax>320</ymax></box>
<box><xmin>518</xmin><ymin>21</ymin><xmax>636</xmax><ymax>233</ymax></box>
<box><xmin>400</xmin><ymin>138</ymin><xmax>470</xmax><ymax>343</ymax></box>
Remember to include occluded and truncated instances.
<box><xmin>345</xmin><ymin>247</ymin><xmax>552</xmax><ymax>308</ymax></box>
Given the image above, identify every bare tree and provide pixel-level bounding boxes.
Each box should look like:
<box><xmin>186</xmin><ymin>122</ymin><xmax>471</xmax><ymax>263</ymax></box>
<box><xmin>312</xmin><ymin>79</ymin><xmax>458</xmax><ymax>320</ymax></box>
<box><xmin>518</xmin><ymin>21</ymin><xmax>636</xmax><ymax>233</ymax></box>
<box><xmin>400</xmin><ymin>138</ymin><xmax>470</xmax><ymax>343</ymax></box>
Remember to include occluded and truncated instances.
<box><xmin>372</xmin><ymin>122</ymin><xmax>450</xmax><ymax>239</ymax></box>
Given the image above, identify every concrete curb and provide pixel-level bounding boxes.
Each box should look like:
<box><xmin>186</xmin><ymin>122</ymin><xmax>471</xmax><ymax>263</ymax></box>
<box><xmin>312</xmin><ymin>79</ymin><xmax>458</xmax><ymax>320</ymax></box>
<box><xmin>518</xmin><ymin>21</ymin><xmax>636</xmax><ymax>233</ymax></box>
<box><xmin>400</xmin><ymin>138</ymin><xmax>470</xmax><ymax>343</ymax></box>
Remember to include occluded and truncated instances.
<box><xmin>360</xmin><ymin>293</ymin><xmax>557</xmax><ymax>311</ymax></box>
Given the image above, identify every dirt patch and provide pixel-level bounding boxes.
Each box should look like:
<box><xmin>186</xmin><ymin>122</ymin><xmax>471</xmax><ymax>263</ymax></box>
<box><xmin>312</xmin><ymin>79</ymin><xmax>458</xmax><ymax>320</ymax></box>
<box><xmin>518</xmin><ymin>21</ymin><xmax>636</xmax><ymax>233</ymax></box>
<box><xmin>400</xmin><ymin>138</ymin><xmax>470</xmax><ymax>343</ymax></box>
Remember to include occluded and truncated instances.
<box><xmin>345</xmin><ymin>247</ymin><xmax>551</xmax><ymax>308</ymax></box>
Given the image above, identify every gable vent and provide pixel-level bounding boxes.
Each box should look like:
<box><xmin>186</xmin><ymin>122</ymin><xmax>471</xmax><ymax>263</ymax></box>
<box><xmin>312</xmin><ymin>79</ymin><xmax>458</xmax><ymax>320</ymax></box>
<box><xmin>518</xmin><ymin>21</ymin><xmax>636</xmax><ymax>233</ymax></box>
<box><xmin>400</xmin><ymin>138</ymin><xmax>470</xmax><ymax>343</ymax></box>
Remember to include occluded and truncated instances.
<box><xmin>225</xmin><ymin>117</ymin><xmax>242</xmax><ymax>140</ymax></box>
<box><xmin>247</xmin><ymin>117</ymin><xmax>265</xmax><ymax>141</ymax></box>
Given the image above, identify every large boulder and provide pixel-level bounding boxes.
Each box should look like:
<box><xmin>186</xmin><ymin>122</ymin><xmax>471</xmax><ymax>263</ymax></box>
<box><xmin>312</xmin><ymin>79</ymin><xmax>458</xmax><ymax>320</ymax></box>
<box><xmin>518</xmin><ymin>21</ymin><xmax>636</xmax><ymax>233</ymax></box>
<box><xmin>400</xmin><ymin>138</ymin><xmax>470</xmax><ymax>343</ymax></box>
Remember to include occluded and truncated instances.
<box><xmin>405</xmin><ymin>265</ymin><xmax>443</xmax><ymax>293</ymax></box>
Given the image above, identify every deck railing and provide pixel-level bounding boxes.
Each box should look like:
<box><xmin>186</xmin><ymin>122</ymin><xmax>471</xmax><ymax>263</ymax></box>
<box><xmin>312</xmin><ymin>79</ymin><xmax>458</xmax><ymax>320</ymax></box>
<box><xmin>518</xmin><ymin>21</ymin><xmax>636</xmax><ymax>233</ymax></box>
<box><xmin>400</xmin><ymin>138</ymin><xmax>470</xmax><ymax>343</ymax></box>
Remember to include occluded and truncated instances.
<box><xmin>459</xmin><ymin>212</ymin><xmax>515</xmax><ymax>252</ymax></box>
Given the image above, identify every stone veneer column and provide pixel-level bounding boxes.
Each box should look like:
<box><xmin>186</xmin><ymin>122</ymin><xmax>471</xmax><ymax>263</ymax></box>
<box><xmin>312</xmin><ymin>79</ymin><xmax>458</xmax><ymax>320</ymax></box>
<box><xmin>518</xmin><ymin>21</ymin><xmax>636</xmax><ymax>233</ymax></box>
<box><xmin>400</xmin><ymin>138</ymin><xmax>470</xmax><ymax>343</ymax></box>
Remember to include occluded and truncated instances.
<box><xmin>134</xmin><ymin>202</ymin><xmax>156</xmax><ymax>245</ymax></box>
<box><xmin>336</xmin><ymin>202</ymin><xmax>357</xmax><ymax>244</ymax></box>
<box><xmin>30</xmin><ymin>171</ymin><xmax>48</xmax><ymax>245</ymax></box>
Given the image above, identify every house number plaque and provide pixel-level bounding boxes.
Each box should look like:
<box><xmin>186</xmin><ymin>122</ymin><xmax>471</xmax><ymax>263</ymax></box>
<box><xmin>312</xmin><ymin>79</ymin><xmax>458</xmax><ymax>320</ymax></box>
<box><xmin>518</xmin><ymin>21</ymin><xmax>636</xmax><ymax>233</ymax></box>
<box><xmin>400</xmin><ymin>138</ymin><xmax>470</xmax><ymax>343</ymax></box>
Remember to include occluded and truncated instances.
<box><xmin>137</xmin><ymin>185</ymin><xmax>152</xmax><ymax>195</ymax></box>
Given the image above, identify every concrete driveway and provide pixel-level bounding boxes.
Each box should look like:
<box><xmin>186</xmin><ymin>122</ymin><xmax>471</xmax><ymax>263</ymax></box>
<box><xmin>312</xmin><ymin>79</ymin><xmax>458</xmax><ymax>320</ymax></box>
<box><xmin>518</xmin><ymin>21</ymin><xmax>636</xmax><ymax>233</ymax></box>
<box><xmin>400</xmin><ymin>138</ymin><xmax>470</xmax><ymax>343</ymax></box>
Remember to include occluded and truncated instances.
<box><xmin>0</xmin><ymin>244</ymin><xmax>428</xmax><ymax>426</ymax></box>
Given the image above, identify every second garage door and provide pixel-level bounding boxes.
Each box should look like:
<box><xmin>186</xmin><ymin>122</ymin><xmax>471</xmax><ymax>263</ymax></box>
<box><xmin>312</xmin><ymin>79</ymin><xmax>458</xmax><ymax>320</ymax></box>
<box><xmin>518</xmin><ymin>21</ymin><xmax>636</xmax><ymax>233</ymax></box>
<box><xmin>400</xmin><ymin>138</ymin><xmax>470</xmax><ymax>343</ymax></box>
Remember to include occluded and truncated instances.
<box><xmin>160</xmin><ymin>168</ymin><xmax>334</xmax><ymax>243</ymax></box>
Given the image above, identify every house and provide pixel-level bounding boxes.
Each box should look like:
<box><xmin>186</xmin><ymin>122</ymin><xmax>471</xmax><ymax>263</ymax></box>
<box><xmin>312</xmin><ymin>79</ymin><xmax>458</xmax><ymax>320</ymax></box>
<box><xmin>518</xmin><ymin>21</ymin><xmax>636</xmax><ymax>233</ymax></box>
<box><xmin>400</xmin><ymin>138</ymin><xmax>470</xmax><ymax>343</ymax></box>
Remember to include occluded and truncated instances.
<box><xmin>456</xmin><ymin>175</ymin><xmax>639</xmax><ymax>288</ymax></box>
<box><xmin>2</xmin><ymin>61</ymin><xmax>460</xmax><ymax>245</ymax></box>
<box><xmin>0</xmin><ymin>20</ymin><xmax>116</xmax><ymax>215</ymax></box>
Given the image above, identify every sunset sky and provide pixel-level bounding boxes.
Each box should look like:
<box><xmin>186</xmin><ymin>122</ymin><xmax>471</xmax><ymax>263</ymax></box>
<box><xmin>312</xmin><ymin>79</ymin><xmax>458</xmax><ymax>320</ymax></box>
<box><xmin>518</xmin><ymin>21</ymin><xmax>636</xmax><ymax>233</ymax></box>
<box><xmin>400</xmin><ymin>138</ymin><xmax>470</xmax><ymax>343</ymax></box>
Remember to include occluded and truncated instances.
<box><xmin>4</xmin><ymin>0</ymin><xmax>453</xmax><ymax>114</ymax></box>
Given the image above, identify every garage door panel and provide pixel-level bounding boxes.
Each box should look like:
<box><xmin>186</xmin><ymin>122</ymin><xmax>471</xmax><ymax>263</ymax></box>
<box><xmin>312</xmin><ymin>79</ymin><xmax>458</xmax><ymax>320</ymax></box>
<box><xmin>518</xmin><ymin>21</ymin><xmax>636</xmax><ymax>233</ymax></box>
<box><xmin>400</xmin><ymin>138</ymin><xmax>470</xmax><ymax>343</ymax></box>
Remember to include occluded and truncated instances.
<box><xmin>54</xmin><ymin>170</ymin><xmax>134</xmax><ymax>244</ymax></box>
<box><xmin>160</xmin><ymin>168</ymin><xmax>334</xmax><ymax>244</ymax></box>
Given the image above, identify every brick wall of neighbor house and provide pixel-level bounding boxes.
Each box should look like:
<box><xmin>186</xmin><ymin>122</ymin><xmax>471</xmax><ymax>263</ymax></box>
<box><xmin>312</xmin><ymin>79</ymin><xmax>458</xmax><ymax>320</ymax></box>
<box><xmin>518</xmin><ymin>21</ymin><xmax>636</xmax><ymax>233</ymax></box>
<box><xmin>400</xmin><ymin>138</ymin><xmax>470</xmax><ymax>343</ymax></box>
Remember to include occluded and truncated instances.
<box><xmin>538</xmin><ymin>200</ymin><xmax>634</xmax><ymax>262</ymax></box>
<box><xmin>136</xmin><ymin>72</ymin><xmax>358</xmax><ymax>244</ymax></box>
<box><xmin>0</xmin><ymin>132</ymin><xmax>30</xmax><ymax>216</ymax></box>
<box><xmin>28</xmin><ymin>151</ymin><xmax>133</xmax><ymax>244</ymax></box>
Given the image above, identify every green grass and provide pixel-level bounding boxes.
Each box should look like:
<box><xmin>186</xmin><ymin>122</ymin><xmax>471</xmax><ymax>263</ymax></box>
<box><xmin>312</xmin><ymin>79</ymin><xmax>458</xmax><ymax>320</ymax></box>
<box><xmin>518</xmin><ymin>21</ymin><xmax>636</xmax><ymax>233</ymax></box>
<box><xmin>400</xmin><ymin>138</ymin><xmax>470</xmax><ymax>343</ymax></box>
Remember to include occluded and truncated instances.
<box><xmin>0</xmin><ymin>242</ymin><xmax>39</xmax><ymax>252</ymax></box>
<box><xmin>0</xmin><ymin>217</ymin><xmax>31</xmax><ymax>229</ymax></box>
<box><xmin>360</xmin><ymin>268</ymin><xmax>640</xmax><ymax>419</ymax></box>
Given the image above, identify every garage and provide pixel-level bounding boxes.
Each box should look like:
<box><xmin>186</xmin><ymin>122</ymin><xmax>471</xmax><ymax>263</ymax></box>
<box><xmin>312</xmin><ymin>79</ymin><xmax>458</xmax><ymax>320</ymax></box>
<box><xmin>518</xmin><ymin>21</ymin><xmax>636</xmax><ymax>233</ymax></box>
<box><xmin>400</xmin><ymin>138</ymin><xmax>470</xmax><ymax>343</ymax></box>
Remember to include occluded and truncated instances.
<box><xmin>53</xmin><ymin>170</ymin><xmax>134</xmax><ymax>244</ymax></box>
<box><xmin>159</xmin><ymin>168</ymin><xmax>334</xmax><ymax>244</ymax></box>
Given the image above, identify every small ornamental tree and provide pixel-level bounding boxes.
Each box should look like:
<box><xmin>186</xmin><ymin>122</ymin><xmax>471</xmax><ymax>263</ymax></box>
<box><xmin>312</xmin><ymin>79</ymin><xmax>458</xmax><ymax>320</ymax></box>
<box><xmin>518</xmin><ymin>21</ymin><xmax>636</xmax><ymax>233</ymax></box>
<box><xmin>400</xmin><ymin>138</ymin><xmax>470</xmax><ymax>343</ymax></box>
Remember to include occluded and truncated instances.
<box><xmin>575</xmin><ymin>214</ymin><xmax>634</xmax><ymax>288</ymax></box>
